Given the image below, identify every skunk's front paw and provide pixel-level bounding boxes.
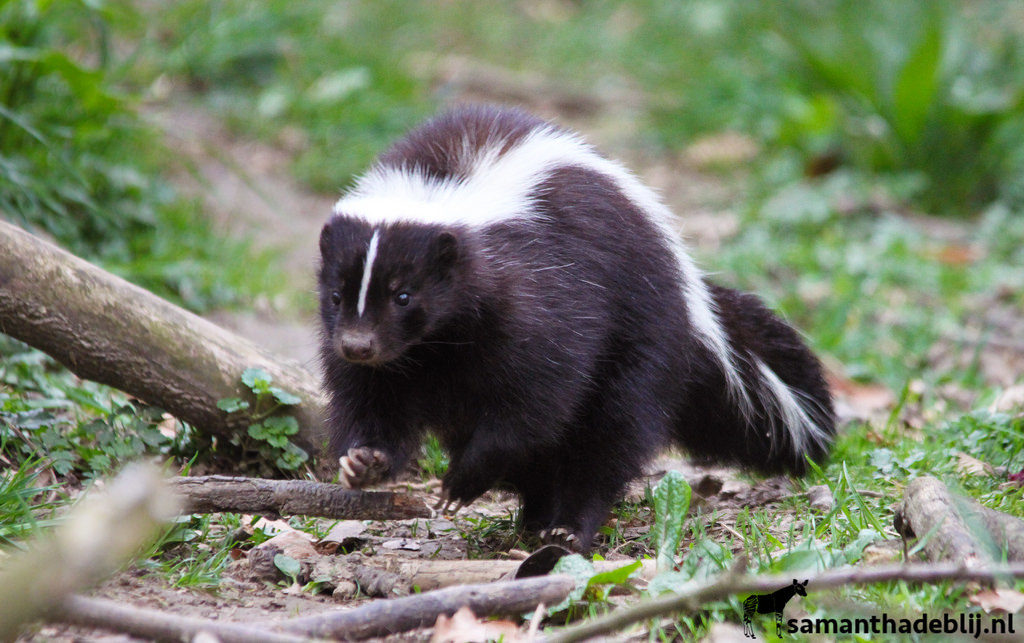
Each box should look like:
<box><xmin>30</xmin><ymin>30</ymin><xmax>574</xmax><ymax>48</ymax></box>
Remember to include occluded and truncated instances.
<box><xmin>339</xmin><ymin>447</ymin><xmax>390</xmax><ymax>489</ymax></box>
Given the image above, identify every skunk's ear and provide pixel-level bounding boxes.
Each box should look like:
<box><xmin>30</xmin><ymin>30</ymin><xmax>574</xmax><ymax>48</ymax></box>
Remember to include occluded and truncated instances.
<box><xmin>319</xmin><ymin>222</ymin><xmax>334</xmax><ymax>258</ymax></box>
<box><xmin>430</xmin><ymin>231</ymin><xmax>459</xmax><ymax>274</ymax></box>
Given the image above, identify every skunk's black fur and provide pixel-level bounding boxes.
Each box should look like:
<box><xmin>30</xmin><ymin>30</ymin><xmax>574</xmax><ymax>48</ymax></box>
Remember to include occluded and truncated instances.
<box><xmin>319</xmin><ymin>105</ymin><xmax>835</xmax><ymax>551</ymax></box>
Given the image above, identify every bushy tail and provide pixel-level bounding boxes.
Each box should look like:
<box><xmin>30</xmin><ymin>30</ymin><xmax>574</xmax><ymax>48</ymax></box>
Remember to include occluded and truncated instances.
<box><xmin>680</xmin><ymin>284</ymin><xmax>836</xmax><ymax>474</ymax></box>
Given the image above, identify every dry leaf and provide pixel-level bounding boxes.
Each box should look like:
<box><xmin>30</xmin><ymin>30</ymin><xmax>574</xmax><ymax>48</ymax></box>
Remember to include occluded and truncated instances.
<box><xmin>252</xmin><ymin>517</ymin><xmax>294</xmax><ymax>536</ymax></box>
<box><xmin>970</xmin><ymin>588</ymin><xmax>1024</xmax><ymax>614</ymax></box>
<box><xmin>955</xmin><ymin>452</ymin><xmax>995</xmax><ymax>477</ymax></box>
<box><xmin>316</xmin><ymin>520</ymin><xmax>368</xmax><ymax>554</ymax></box>
<box><xmin>860</xmin><ymin>541</ymin><xmax>902</xmax><ymax>566</ymax></box>
<box><xmin>932</xmin><ymin>243</ymin><xmax>980</xmax><ymax>266</ymax></box>
<box><xmin>682</xmin><ymin>131</ymin><xmax>759</xmax><ymax>168</ymax></box>
<box><xmin>257</xmin><ymin>529</ymin><xmax>318</xmax><ymax>561</ymax></box>
<box><xmin>383</xmin><ymin>538</ymin><xmax>422</xmax><ymax>551</ymax></box>
<box><xmin>157</xmin><ymin>413</ymin><xmax>178</xmax><ymax>439</ymax></box>
<box><xmin>806</xmin><ymin>485</ymin><xmax>835</xmax><ymax>512</ymax></box>
<box><xmin>431</xmin><ymin>606</ymin><xmax>523</xmax><ymax>643</ymax></box>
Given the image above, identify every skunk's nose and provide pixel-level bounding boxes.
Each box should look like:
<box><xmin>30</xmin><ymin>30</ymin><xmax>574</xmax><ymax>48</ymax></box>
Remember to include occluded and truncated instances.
<box><xmin>337</xmin><ymin>331</ymin><xmax>377</xmax><ymax>363</ymax></box>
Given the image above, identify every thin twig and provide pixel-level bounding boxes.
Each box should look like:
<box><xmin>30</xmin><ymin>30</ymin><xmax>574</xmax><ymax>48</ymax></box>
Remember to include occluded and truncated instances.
<box><xmin>546</xmin><ymin>562</ymin><xmax>1024</xmax><ymax>643</ymax></box>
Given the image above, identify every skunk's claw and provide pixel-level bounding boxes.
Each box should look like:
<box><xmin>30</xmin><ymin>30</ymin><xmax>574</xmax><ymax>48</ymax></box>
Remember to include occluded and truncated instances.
<box><xmin>539</xmin><ymin>527</ymin><xmax>581</xmax><ymax>552</ymax></box>
<box><xmin>339</xmin><ymin>447</ymin><xmax>389</xmax><ymax>489</ymax></box>
<box><xmin>432</xmin><ymin>491</ymin><xmax>466</xmax><ymax>515</ymax></box>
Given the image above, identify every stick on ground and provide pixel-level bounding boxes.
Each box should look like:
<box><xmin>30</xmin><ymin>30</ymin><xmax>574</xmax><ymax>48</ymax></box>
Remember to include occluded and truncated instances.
<box><xmin>171</xmin><ymin>475</ymin><xmax>431</xmax><ymax>520</ymax></box>
<box><xmin>275</xmin><ymin>574</ymin><xmax>577</xmax><ymax>640</ymax></box>
<box><xmin>60</xmin><ymin>596</ymin><xmax>312</xmax><ymax>643</ymax></box>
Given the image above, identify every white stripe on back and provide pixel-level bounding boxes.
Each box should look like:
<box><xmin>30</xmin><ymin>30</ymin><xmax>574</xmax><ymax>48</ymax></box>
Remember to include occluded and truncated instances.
<box><xmin>357</xmin><ymin>228</ymin><xmax>380</xmax><ymax>317</ymax></box>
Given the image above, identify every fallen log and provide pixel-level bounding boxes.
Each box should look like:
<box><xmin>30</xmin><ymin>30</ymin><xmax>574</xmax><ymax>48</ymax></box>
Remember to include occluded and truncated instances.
<box><xmin>894</xmin><ymin>475</ymin><xmax>1024</xmax><ymax>564</ymax></box>
<box><xmin>171</xmin><ymin>475</ymin><xmax>430</xmax><ymax>520</ymax></box>
<box><xmin>0</xmin><ymin>218</ymin><xmax>330</xmax><ymax>468</ymax></box>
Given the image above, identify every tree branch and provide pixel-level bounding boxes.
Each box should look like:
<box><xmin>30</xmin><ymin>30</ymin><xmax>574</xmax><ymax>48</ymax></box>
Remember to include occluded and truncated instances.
<box><xmin>170</xmin><ymin>475</ymin><xmax>430</xmax><ymax>520</ymax></box>
<box><xmin>895</xmin><ymin>475</ymin><xmax>1024</xmax><ymax>563</ymax></box>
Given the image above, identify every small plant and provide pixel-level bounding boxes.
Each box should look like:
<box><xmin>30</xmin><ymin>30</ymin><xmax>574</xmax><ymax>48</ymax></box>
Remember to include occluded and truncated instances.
<box><xmin>651</xmin><ymin>471</ymin><xmax>692</xmax><ymax>573</ymax></box>
<box><xmin>274</xmin><ymin>553</ymin><xmax>303</xmax><ymax>588</ymax></box>
<box><xmin>1</xmin><ymin>340</ymin><xmax>188</xmax><ymax>480</ymax></box>
<box><xmin>217</xmin><ymin>368</ymin><xmax>309</xmax><ymax>471</ymax></box>
<box><xmin>0</xmin><ymin>458</ymin><xmax>60</xmax><ymax>548</ymax></box>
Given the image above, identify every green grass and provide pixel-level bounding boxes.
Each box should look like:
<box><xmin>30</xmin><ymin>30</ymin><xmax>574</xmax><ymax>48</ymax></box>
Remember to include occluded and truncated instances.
<box><xmin>0</xmin><ymin>457</ymin><xmax>60</xmax><ymax>549</ymax></box>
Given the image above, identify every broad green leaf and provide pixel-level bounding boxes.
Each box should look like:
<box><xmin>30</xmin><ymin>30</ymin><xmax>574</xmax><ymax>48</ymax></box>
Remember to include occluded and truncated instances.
<box><xmin>241</xmin><ymin>368</ymin><xmax>272</xmax><ymax>393</ymax></box>
<box><xmin>274</xmin><ymin>554</ymin><xmax>302</xmax><ymax>581</ymax></box>
<box><xmin>648</xmin><ymin>570</ymin><xmax>698</xmax><ymax>595</ymax></box>
<box><xmin>547</xmin><ymin>554</ymin><xmax>595</xmax><ymax>614</ymax></box>
<box><xmin>262</xmin><ymin>416</ymin><xmax>299</xmax><ymax>436</ymax></box>
<box><xmin>276</xmin><ymin>443</ymin><xmax>310</xmax><ymax>470</ymax></box>
<box><xmin>586</xmin><ymin>560</ymin><xmax>642</xmax><ymax>588</ymax></box>
<box><xmin>269</xmin><ymin>387</ymin><xmax>302</xmax><ymax>406</ymax></box>
<box><xmin>216</xmin><ymin>398</ymin><xmax>250</xmax><ymax>413</ymax></box>
<box><xmin>248</xmin><ymin>423</ymin><xmax>269</xmax><ymax>440</ymax></box>
<box><xmin>652</xmin><ymin>471</ymin><xmax>691</xmax><ymax>573</ymax></box>
<box><xmin>891</xmin><ymin>14</ymin><xmax>943</xmax><ymax>145</ymax></box>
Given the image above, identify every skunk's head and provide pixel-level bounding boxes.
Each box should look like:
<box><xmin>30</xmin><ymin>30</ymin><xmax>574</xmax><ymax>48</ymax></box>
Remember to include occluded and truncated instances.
<box><xmin>318</xmin><ymin>217</ymin><xmax>464</xmax><ymax>366</ymax></box>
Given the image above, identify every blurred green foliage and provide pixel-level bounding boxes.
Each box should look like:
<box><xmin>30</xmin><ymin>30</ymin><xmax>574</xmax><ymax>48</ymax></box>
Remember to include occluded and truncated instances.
<box><xmin>134</xmin><ymin>1</ymin><xmax>428</xmax><ymax>191</ymax></box>
<box><xmin>128</xmin><ymin>0</ymin><xmax>1024</xmax><ymax>214</ymax></box>
<box><xmin>0</xmin><ymin>0</ymin><xmax>275</xmax><ymax>311</ymax></box>
<box><xmin>767</xmin><ymin>1</ymin><xmax>1024</xmax><ymax>213</ymax></box>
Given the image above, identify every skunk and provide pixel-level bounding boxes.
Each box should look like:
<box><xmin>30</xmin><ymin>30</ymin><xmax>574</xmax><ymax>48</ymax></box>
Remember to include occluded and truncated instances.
<box><xmin>318</xmin><ymin>105</ymin><xmax>834</xmax><ymax>551</ymax></box>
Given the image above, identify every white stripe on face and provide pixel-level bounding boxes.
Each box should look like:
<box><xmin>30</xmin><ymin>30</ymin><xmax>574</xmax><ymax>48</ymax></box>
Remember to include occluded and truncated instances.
<box><xmin>357</xmin><ymin>229</ymin><xmax>380</xmax><ymax>317</ymax></box>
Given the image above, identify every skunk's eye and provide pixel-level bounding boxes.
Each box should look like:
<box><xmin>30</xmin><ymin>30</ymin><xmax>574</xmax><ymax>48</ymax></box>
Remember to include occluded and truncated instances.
<box><xmin>330</xmin><ymin>291</ymin><xmax>342</xmax><ymax>306</ymax></box>
<box><xmin>394</xmin><ymin>292</ymin><xmax>411</xmax><ymax>306</ymax></box>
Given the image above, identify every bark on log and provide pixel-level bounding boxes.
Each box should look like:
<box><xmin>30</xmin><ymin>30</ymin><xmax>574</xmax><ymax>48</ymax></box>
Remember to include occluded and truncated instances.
<box><xmin>275</xmin><ymin>574</ymin><xmax>576</xmax><ymax>640</ymax></box>
<box><xmin>0</xmin><ymin>219</ymin><xmax>330</xmax><ymax>467</ymax></box>
<box><xmin>895</xmin><ymin>475</ymin><xmax>1024</xmax><ymax>564</ymax></box>
<box><xmin>170</xmin><ymin>475</ymin><xmax>430</xmax><ymax>520</ymax></box>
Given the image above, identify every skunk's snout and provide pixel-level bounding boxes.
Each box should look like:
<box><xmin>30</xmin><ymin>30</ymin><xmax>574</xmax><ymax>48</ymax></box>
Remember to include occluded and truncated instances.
<box><xmin>336</xmin><ymin>331</ymin><xmax>378</xmax><ymax>363</ymax></box>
